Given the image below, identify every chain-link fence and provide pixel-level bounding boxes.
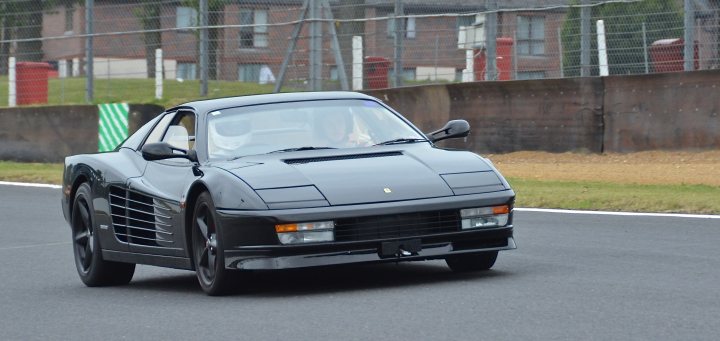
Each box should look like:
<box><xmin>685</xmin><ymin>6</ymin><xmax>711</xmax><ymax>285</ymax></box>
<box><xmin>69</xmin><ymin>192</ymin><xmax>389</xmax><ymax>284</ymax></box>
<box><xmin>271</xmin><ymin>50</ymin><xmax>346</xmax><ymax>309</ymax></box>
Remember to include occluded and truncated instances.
<box><xmin>0</xmin><ymin>0</ymin><xmax>717</xmax><ymax>106</ymax></box>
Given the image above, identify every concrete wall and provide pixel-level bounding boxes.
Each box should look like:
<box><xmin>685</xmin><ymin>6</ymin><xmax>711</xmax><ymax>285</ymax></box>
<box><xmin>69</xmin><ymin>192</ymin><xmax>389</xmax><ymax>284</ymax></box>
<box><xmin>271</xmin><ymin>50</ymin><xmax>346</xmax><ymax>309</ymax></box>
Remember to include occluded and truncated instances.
<box><xmin>1</xmin><ymin>71</ymin><xmax>718</xmax><ymax>163</ymax></box>
<box><xmin>367</xmin><ymin>70</ymin><xmax>720</xmax><ymax>153</ymax></box>
<box><xmin>0</xmin><ymin>104</ymin><xmax>163</xmax><ymax>162</ymax></box>
<box><xmin>366</xmin><ymin>77</ymin><xmax>605</xmax><ymax>153</ymax></box>
<box><xmin>603</xmin><ymin>71</ymin><xmax>720</xmax><ymax>152</ymax></box>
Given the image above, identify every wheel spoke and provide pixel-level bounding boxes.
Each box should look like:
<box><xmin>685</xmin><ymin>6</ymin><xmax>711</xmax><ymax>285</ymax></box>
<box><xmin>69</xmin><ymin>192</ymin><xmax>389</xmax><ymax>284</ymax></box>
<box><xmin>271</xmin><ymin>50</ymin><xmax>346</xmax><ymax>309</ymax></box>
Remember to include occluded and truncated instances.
<box><xmin>74</xmin><ymin>230</ymin><xmax>89</xmax><ymax>243</ymax></box>
<box><xmin>78</xmin><ymin>203</ymin><xmax>91</xmax><ymax>229</ymax></box>
<box><xmin>87</xmin><ymin>234</ymin><xmax>94</xmax><ymax>253</ymax></box>
<box><xmin>196</xmin><ymin>215</ymin><xmax>209</xmax><ymax>240</ymax></box>
<box><xmin>82</xmin><ymin>243</ymin><xmax>92</xmax><ymax>269</ymax></box>
<box><xmin>199</xmin><ymin>246</ymin><xmax>209</xmax><ymax>267</ymax></box>
<box><xmin>207</xmin><ymin>248</ymin><xmax>216</xmax><ymax>273</ymax></box>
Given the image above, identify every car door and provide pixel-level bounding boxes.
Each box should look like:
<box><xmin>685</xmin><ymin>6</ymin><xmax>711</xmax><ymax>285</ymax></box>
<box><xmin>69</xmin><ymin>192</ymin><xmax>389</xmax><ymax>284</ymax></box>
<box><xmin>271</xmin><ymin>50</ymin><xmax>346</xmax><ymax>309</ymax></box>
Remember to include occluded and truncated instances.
<box><xmin>125</xmin><ymin>110</ymin><xmax>199</xmax><ymax>258</ymax></box>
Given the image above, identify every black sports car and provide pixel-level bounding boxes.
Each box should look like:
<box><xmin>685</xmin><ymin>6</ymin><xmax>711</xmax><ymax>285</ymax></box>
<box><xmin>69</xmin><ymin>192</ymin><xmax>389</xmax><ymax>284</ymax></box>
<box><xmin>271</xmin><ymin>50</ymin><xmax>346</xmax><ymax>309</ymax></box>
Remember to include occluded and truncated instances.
<box><xmin>61</xmin><ymin>91</ymin><xmax>516</xmax><ymax>295</ymax></box>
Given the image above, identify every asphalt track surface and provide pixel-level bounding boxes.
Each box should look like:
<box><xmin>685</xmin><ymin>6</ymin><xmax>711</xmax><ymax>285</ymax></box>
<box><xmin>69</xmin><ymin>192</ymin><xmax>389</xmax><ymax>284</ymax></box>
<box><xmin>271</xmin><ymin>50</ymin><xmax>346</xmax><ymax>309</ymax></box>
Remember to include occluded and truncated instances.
<box><xmin>1</xmin><ymin>184</ymin><xmax>719</xmax><ymax>340</ymax></box>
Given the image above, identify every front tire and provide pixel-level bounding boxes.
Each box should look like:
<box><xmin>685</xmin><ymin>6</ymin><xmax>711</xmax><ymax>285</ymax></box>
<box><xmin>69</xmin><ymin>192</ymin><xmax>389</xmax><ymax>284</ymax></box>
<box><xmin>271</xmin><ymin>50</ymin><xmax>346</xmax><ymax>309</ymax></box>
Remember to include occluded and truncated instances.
<box><xmin>192</xmin><ymin>192</ymin><xmax>233</xmax><ymax>295</ymax></box>
<box><xmin>445</xmin><ymin>251</ymin><xmax>498</xmax><ymax>272</ymax></box>
<box><xmin>71</xmin><ymin>183</ymin><xmax>135</xmax><ymax>286</ymax></box>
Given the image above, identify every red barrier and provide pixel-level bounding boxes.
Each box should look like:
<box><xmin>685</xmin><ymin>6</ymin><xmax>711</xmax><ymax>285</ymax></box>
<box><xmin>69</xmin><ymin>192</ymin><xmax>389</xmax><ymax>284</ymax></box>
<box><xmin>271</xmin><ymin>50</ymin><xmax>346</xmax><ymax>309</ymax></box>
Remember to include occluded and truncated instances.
<box><xmin>16</xmin><ymin>62</ymin><xmax>51</xmax><ymax>105</ymax></box>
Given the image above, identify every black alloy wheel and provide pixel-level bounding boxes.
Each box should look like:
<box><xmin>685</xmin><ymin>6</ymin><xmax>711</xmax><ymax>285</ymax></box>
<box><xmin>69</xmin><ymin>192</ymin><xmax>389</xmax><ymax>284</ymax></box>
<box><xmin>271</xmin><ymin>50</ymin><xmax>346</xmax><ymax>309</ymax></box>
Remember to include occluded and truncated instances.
<box><xmin>192</xmin><ymin>192</ymin><xmax>233</xmax><ymax>295</ymax></box>
<box><xmin>71</xmin><ymin>183</ymin><xmax>135</xmax><ymax>286</ymax></box>
<box><xmin>445</xmin><ymin>251</ymin><xmax>499</xmax><ymax>272</ymax></box>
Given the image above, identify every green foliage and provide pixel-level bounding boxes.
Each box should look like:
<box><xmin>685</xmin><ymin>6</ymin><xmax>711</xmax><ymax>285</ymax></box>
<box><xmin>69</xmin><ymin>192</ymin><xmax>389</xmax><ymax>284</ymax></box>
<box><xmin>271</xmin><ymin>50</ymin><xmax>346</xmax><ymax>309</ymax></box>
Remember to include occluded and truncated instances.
<box><xmin>562</xmin><ymin>0</ymin><xmax>683</xmax><ymax>76</ymax></box>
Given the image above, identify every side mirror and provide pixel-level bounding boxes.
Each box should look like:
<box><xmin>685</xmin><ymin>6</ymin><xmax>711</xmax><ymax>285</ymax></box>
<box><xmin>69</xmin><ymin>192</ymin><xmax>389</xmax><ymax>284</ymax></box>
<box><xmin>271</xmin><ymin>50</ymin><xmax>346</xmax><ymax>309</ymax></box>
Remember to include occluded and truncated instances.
<box><xmin>141</xmin><ymin>142</ymin><xmax>198</xmax><ymax>162</ymax></box>
<box><xmin>426</xmin><ymin>119</ymin><xmax>470</xmax><ymax>143</ymax></box>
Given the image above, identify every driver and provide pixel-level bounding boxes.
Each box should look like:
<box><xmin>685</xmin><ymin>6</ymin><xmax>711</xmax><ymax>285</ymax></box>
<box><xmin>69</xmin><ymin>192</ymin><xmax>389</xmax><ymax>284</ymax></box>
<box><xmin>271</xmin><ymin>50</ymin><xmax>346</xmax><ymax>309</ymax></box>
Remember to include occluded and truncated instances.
<box><xmin>208</xmin><ymin>116</ymin><xmax>252</xmax><ymax>155</ymax></box>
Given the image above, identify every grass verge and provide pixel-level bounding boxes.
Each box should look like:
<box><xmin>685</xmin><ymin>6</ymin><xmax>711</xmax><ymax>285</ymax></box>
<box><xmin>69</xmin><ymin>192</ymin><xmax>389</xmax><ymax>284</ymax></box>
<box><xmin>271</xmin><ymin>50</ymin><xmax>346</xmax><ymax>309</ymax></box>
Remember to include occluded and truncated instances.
<box><xmin>0</xmin><ymin>161</ymin><xmax>64</xmax><ymax>185</ymax></box>
<box><xmin>1</xmin><ymin>161</ymin><xmax>718</xmax><ymax>214</ymax></box>
<box><xmin>0</xmin><ymin>76</ymin><xmax>277</xmax><ymax>108</ymax></box>
<box><xmin>508</xmin><ymin>178</ymin><xmax>720</xmax><ymax>214</ymax></box>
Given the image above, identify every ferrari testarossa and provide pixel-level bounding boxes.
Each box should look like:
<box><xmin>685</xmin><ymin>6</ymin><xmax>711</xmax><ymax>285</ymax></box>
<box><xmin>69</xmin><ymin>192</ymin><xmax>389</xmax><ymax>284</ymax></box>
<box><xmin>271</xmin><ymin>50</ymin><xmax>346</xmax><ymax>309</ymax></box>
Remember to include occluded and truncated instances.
<box><xmin>61</xmin><ymin>91</ymin><xmax>516</xmax><ymax>295</ymax></box>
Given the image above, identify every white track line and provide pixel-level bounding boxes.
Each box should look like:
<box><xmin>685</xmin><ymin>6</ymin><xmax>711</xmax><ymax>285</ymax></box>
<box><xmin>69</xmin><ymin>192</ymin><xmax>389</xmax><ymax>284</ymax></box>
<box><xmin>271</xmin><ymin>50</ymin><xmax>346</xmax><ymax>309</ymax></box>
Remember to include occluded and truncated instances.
<box><xmin>0</xmin><ymin>241</ymin><xmax>71</xmax><ymax>251</ymax></box>
<box><xmin>2</xmin><ymin>181</ymin><xmax>718</xmax><ymax>219</ymax></box>
<box><xmin>0</xmin><ymin>181</ymin><xmax>61</xmax><ymax>189</ymax></box>
<box><xmin>514</xmin><ymin>208</ymin><xmax>720</xmax><ymax>219</ymax></box>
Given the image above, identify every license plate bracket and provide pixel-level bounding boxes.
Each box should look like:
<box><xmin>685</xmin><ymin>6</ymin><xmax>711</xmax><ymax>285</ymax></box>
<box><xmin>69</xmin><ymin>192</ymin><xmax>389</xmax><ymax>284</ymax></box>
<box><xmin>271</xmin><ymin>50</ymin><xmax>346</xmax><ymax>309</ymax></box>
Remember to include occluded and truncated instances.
<box><xmin>379</xmin><ymin>239</ymin><xmax>422</xmax><ymax>258</ymax></box>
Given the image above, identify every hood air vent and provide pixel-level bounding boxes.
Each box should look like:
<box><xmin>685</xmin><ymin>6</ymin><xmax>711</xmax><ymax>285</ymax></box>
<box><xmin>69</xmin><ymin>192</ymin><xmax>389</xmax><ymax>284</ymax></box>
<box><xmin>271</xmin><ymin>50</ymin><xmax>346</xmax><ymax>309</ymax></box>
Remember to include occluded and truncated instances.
<box><xmin>284</xmin><ymin>151</ymin><xmax>402</xmax><ymax>165</ymax></box>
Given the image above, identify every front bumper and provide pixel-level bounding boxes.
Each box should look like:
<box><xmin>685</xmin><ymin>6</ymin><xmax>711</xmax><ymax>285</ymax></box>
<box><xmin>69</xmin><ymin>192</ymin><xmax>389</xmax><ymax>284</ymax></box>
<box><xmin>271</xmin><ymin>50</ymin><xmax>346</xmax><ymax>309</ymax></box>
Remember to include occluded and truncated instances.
<box><xmin>217</xmin><ymin>190</ymin><xmax>516</xmax><ymax>270</ymax></box>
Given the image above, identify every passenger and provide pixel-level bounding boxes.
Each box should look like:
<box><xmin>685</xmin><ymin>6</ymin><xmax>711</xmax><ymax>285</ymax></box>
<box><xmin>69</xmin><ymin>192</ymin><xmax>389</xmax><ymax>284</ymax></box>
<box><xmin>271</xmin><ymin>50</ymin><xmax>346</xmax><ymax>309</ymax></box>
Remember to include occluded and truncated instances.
<box><xmin>315</xmin><ymin>109</ymin><xmax>370</xmax><ymax>147</ymax></box>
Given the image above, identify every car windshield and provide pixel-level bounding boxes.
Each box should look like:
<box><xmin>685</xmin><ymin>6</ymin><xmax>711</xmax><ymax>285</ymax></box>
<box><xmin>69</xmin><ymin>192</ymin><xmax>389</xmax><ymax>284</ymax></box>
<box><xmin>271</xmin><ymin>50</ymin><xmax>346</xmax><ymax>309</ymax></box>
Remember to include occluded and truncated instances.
<box><xmin>206</xmin><ymin>99</ymin><xmax>426</xmax><ymax>159</ymax></box>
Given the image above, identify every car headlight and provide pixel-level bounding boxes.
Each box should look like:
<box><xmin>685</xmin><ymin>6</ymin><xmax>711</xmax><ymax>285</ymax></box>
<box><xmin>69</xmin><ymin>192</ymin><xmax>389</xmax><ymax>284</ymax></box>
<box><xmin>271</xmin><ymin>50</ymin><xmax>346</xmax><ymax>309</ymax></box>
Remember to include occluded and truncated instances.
<box><xmin>460</xmin><ymin>205</ymin><xmax>510</xmax><ymax>229</ymax></box>
<box><xmin>275</xmin><ymin>221</ymin><xmax>335</xmax><ymax>244</ymax></box>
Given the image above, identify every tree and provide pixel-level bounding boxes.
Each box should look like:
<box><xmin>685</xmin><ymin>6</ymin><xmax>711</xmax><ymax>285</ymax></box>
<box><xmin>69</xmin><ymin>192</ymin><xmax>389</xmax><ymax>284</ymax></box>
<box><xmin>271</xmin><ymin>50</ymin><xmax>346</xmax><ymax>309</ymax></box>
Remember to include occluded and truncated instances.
<box><xmin>183</xmin><ymin>0</ymin><xmax>227</xmax><ymax>81</ymax></box>
<box><xmin>0</xmin><ymin>0</ymin><xmax>81</xmax><ymax>74</ymax></box>
<box><xmin>134</xmin><ymin>3</ymin><xmax>163</xmax><ymax>78</ymax></box>
<box><xmin>562</xmin><ymin>0</ymin><xmax>683</xmax><ymax>76</ymax></box>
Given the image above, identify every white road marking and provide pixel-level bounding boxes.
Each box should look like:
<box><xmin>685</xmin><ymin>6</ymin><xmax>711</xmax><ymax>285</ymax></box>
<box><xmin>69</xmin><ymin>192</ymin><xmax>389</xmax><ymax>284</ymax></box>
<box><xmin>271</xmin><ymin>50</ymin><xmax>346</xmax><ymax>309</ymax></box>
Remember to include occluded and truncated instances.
<box><xmin>0</xmin><ymin>181</ymin><xmax>61</xmax><ymax>189</ymax></box>
<box><xmin>0</xmin><ymin>241</ymin><xmax>71</xmax><ymax>251</ymax></box>
<box><xmin>514</xmin><ymin>207</ymin><xmax>720</xmax><ymax>219</ymax></box>
<box><xmin>2</xmin><ymin>182</ymin><xmax>718</xmax><ymax>219</ymax></box>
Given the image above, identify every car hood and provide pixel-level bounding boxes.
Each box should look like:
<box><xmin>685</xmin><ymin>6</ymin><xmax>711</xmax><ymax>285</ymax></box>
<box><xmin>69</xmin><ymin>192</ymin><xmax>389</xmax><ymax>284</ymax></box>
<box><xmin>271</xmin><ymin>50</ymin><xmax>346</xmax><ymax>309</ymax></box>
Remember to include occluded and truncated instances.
<box><xmin>214</xmin><ymin>147</ymin><xmax>505</xmax><ymax>207</ymax></box>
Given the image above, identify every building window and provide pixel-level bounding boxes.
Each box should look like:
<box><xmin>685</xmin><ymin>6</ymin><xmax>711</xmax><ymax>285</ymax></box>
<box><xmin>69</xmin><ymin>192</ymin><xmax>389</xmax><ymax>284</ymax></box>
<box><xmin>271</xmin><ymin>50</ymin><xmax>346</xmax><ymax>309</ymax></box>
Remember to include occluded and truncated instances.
<box><xmin>390</xmin><ymin>67</ymin><xmax>416</xmax><ymax>81</ymax></box>
<box><xmin>517</xmin><ymin>16</ymin><xmax>545</xmax><ymax>56</ymax></box>
<box><xmin>65</xmin><ymin>5</ymin><xmax>74</xmax><ymax>33</ymax></box>
<box><xmin>176</xmin><ymin>6</ymin><xmax>198</xmax><ymax>30</ymax></box>
<box><xmin>238</xmin><ymin>64</ymin><xmax>275</xmax><ymax>83</ymax></box>
<box><xmin>457</xmin><ymin>15</ymin><xmax>475</xmax><ymax>28</ymax></box>
<box><xmin>517</xmin><ymin>71</ymin><xmax>545</xmax><ymax>80</ymax></box>
<box><xmin>177</xmin><ymin>63</ymin><xmax>197</xmax><ymax>80</ymax></box>
<box><xmin>240</xmin><ymin>9</ymin><xmax>269</xmax><ymax>48</ymax></box>
<box><xmin>387</xmin><ymin>16</ymin><xmax>416</xmax><ymax>39</ymax></box>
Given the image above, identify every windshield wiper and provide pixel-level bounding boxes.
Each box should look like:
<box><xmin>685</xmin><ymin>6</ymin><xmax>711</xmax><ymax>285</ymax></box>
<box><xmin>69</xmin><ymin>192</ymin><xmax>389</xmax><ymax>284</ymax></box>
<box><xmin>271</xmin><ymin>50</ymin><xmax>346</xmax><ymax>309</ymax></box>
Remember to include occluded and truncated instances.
<box><xmin>373</xmin><ymin>138</ymin><xmax>427</xmax><ymax>146</ymax></box>
<box><xmin>268</xmin><ymin>146</ymin><xmax>337</xmax><ymax>154</ymax></box>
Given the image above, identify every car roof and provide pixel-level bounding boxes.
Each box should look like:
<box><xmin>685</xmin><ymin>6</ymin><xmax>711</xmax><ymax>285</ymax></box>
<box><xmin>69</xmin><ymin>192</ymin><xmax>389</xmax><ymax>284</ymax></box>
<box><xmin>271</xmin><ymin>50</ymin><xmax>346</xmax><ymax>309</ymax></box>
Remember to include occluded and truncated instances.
<box><xmin>169</xmin><ymin>91</ymin><xmax>378</xmax><ymax>115</ymax></box>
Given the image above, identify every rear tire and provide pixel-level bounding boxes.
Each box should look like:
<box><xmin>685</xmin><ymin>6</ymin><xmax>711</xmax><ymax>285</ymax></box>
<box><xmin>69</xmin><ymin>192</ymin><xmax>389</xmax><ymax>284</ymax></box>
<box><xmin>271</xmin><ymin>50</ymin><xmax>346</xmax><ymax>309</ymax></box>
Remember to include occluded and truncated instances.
<box><xmin>71</xmin><ymin>183</ymin><xmax>135</xmax><ymax>286</ymax></box>
<box><xmin>192</xmin><ymin>192</ymin><xmax>234</xmax><ymax>296</ymax></box>
<box><xmin>445</xmin><ymin>251</ymin><xmax>498</xmax><ymax>272</ymax></box>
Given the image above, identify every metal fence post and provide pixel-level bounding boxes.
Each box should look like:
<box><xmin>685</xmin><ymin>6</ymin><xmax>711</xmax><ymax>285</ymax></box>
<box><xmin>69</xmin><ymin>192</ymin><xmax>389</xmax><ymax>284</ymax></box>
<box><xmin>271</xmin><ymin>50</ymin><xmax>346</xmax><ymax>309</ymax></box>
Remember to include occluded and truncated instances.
<box><xmin>485</xmin><ymin>0</ymin><xmax>497</xmax><ymax>81</ymax></box>
<box><xmin>199</xmin><ymin>0</ymin><xmax>208</xmax><ymax>97</ymax></box>
<box><xmin>580</xmin><ymin>0</ymin><xmax>591</xmax><ymax>77</ymax></box>
<box><xmin>393</xmin><ymin>0</ymin><xmax>404</xmax><ymax>87</ymax></box>
<box><xmin>684</xmin><ymin>0</ymin><xmax>695</xmax><ymax>71</ymax></box>
<box><xmin>309</xmin><ymin>0</ymin><xmax>322</xmax><ymax>91</ymax></box>
<box><xmin>642</xmin><ymin>22</ymin><xmax>649</xmax><ymax>74</ymax></box>
<box><xmin>85</xmin><ymin>0</ymin><xmax>94</xmax><ymax>103</ymax></box>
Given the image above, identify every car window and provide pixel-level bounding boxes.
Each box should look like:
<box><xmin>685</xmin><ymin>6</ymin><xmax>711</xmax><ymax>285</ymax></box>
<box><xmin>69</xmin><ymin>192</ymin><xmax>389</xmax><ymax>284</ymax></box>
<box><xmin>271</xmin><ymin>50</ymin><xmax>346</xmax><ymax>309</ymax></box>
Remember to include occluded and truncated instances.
<box><xmin>161</xmin><ymin>111</ymin><xmax>196</xmax><ymax>151</ymax></box>
<box><xmin>144</xmin><ymin>113</ymin><xmax>175</xmax><ymax>145</ymax></box>
<box><xmin>206</xmin><ymin>99</ymin><xmax>425</xmax><ymax>160</ymax></box>
<box><xmin>119</xmin><ymin>114</ymin><xmax>162</xmax><ymax>151</ymax></box>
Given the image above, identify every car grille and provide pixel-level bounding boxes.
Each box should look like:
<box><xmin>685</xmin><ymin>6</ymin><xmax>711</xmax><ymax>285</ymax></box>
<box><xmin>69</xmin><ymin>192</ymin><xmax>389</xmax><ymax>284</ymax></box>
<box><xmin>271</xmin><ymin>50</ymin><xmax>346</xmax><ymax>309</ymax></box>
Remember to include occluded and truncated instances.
<box><xmin>334</xmin><ymin>210</ymin><xmax>461</xmax><ymax>242</ymax></box>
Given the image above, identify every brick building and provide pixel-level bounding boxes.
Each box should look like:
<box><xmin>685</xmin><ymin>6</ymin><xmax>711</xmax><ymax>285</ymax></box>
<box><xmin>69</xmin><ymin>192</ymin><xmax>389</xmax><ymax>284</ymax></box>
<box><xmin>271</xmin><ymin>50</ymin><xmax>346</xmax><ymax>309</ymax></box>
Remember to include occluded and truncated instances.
<box><xmin>40</xmin><ymin>0</ymin><xmax>569</xmax><ymax>84</ymax></box>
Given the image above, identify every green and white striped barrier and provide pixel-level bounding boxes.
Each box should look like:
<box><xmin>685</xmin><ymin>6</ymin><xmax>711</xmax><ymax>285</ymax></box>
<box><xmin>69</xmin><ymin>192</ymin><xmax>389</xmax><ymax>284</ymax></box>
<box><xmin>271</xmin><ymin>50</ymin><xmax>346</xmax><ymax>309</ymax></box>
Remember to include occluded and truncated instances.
<box><xmin>98</xmin><ymin>103</ymin><xmax>129</xmax><ymax>152</ymax></box>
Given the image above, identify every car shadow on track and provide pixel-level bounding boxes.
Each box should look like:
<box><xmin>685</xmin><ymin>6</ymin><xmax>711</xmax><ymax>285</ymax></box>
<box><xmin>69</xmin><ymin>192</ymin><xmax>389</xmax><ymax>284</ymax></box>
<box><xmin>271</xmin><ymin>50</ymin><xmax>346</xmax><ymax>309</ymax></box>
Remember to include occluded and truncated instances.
<box><xmin>126</xmin><ymin>262</ymin><xmax>513</xmax><ymax>296</ymax></box>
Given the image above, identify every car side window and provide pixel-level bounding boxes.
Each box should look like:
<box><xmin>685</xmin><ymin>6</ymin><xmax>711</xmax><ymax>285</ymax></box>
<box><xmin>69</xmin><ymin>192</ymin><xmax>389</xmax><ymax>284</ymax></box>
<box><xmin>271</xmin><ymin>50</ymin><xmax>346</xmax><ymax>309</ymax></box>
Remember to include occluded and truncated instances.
<box><xmin>145</xmin><ymin>113</ymin><xmax>175</xmax><ymax>145</ymax></box>
<box><xmin>161</xmin><ymin>111</ymin><xmax>196</xmax><ymax>151</ymax></box>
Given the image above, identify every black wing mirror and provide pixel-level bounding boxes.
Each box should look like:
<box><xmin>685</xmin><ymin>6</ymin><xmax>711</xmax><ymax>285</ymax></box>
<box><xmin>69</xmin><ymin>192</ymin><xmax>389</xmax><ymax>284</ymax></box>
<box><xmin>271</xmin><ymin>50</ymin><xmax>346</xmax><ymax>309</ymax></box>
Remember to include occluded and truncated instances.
<box><xmin>426</xmin><ymin>120</ymin><xmax>470</xmax><ymax>143</ymax></box>
<box><xmin>141</xmin><ymin>142</ymin><xmax>198</xmax><ymax>162</ymax></box>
